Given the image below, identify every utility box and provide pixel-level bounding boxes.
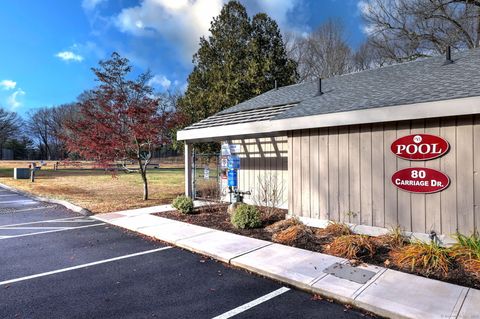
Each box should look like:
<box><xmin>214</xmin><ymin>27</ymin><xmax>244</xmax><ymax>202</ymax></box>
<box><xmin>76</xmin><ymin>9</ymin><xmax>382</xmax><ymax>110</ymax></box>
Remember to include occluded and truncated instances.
<box><xmin>14</xmin><ymin>168</ymin><xmax>30</xmax><ymax>179</ymax></box>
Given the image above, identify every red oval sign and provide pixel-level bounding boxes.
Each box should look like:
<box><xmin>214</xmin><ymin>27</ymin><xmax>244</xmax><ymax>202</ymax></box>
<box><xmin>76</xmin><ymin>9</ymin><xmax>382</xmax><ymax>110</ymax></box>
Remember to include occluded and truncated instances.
<box><xmin>391</xmin><ymin>134</ymin><xmax>449</xmax><ymax>160</ymax></box>
<box><xmin>392</xmin><ymin>168</ymin><xmax>450</xmax><ymax>193</ymax></box>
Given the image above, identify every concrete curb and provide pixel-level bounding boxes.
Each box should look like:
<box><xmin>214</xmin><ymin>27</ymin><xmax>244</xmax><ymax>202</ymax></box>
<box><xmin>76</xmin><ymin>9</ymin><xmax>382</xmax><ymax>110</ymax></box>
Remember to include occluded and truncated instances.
<box><xmin>0</xmin><ymin>182</ymin><xmax>92</xmax><ymax>216</ymax></box>
<box><xmin>94</xmin><ymin>209</ymin><xmax>479</xmax><ymax>319</ymax></box>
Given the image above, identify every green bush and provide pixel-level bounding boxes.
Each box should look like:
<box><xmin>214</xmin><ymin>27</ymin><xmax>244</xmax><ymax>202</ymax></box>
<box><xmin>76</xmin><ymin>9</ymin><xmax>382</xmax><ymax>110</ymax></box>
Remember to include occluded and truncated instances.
<box><xmin>231</xmin><ymin>204</ymin><xmax>262</xmax><ymax>229</ymax></box>
<box><xmin>172</xmin><ymin>195</ymin><xmax>194</xmax><ymax>214</ymax></box>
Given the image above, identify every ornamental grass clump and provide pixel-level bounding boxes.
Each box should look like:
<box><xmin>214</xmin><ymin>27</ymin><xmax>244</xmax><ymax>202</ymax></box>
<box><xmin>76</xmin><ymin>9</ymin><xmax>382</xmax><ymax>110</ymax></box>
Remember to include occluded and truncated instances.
<box><xmin>265</xmin><ymin>217</ymin><xmax>303</xmax><ymax>233</ymax></box>
<box><xmin>272</xmin><ymin>224</ymin><xmax>315</xmax><ymax>247</ymax></box>
<box><xmin>450</xmin><ymin>233</ymin><xmax>480</xmax><ymax>279</ymax></box>
<box><xmin>389</xmin><ymin>241</ymin><xmax>452</xmax><ymax>276</ymax></box>
<box><xmin>172</xmin><ymin>195</ymin><xmax>194</xmax><ymax>214</ymax></box>
<box><xmin>372</xmin><ymin>226</ymin><xmax>409</xmax><ymax>249</ymax></box>
<box><xmin>315</xmin><ymin>222</ymin><xmax>352</xmax><ymax>240</ymax></box>
<box><xmin>326</xmin><ymin>235</ymin><xmax>376</xmax><ymax>260</ymax></box>
<box><xmin>230</xmin><ymin>204</ymin><xmax>262</xmax><ymax>229</ymax></box>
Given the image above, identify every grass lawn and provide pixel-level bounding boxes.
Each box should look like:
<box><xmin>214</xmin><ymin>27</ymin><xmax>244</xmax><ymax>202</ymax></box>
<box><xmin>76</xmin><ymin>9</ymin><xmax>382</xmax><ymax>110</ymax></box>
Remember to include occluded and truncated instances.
<box><xmin>0</xmin><ymin>162</ymin><xmax>184</xmax><ymax>213</ymax></box>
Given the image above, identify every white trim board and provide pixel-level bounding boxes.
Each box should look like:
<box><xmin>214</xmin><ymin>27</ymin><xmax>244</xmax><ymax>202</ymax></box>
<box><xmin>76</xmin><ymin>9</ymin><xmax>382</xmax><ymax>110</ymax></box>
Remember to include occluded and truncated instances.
<box><xmin>178</xmin><ymin>96</ymin><xmax>480</xmax><ymax>142</ymax></box>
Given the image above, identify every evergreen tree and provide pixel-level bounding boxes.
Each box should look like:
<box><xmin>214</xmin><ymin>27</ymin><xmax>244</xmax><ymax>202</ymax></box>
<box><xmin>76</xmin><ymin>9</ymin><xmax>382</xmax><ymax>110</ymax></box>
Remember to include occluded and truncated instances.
<box><xmin>178</xmin><ymin>1</ymin><xmax>298</xmax><ymax>127</ymax></box>
<box><xmin>248</xmin><ymin>13</ymin><xmax>298</xmax><ymax>95</ymax></box>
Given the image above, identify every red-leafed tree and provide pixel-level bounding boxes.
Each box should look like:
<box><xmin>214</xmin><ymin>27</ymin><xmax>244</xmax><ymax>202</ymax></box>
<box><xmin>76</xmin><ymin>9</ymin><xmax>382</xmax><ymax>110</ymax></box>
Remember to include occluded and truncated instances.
<box><xmin>63</xmin><ymin>52</ymin><xmax>175</xmax><ymax>200</ymax></box>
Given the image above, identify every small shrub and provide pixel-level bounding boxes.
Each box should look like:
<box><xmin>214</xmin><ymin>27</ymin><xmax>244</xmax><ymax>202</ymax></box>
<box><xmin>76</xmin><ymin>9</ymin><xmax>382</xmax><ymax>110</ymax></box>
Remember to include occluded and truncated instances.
<box><xmin>272</xmin><ymin>224</ymin><xmax>315</xmax><ymax>246</ymax></box>
<box><xmin>390</xmin><ymin>241</ymin><xmax>452</xmax><ymax>276</ymax></box>
<box><xmin>315</xmin><ymin>222</ymin><xmax>352</xmax><ymax>239</ymax></box>
<box><xmin>231</xmin><ymin>204</ymin><xmax>262</xmax><ymax>229</ymax></box>
<box><xmin>172</xmin><ymin>195</ymin><xmax>194</xmax><ymax>214</ymax></box>
<box><xmin>450</xmin><ymin>233</ymin><xmax>480</xmax><ymax>279</ymax></box>
<box><xmin>265</xmin><ymin>217</ymin><xmax>302</xmax><ymax>233</ymax></box>
<box><xmin>326</xmin><ymin>235</ymin><xmax>376</xmax><ymax>260</ymax></box>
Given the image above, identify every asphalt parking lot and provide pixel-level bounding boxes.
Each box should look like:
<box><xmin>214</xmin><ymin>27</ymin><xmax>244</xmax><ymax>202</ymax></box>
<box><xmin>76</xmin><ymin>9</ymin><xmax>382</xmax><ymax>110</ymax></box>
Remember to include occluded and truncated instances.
<box><xmin>0</xmin><ymin>187</ymin><xmax>374</xmax><ymax>319</ymax></box>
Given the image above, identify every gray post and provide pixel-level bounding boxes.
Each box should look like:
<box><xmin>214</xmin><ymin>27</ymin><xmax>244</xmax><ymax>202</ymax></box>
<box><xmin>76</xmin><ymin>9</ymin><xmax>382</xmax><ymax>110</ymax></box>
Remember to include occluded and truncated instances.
<box><xmin>184</xmin><ymin>142</ymin><xmax>193</xmax><ymax>198</ymax></box>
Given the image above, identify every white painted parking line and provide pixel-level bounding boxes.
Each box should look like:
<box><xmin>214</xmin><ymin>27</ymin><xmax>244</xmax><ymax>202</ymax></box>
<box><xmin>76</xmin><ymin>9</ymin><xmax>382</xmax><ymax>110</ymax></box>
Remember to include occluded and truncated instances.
<box><xmin>0</xmin><ymin>246</ymin><xmax>172</xmax><ymax>286</ymax></box>
<box><xmin>0</xmin><ymin>194</ymin><xmax>21</xmax><ymax>197</ymax></box>
<box><xmin>0</xmin><ymin>226</ymin><xmax>71</xmax><ymax>230</ymax></box>
<box><xmin>0</xmin><ymin>216</ymin><xmax>93</xmax><ymax>228</ymax></box>
<box><xmin>0</xmin><ymin>223</ymin><xmax>105</xmax><ymax>239</ymax></box>
<box><xmin>211</xmin><ymin>287</ymin><xmax>290</xmax><ymax>319</ymax></box>
<box><xmin>0</xmin><ymin>200</ymin><xmax>37</xmax><ymax>205</ymax></box>
<box><xmin>45</xmin><ymin>219</ymin><xmax>95</xmax><ymax>223</ymax></box>
<box><xmin>0</xmin><ymin>205</ymin><xmax>56</xmax><ymax>213</ymax></box>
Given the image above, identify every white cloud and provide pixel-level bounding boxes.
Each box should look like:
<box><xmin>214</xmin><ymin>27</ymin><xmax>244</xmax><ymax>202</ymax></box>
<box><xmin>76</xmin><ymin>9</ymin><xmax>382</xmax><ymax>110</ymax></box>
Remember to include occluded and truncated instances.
<box><xmin>244</xmin><ymin>0</ymin><xmax>301</xmax><ymax>30</ymax></box>
<box><xmin>55</xmin><ymin>51</ymin><xmax>84</xmax><ymax>62</ymax></box>
<box><xmin>82</xmin><ymin>0</ymin><xmax>105</xmax><ymax>11</ymax></box>
<box><xmin>114</xmin><ymin>0</ymin><xmax>302</xmax><ymax>63</ymax></box>
<box><xmin>7</xmin><ymin>88</ymin><xmax>25</xmax><ymax>109</ymax></box>
<box><xmin>73</xmin><ymin>41</ymin><xmax>105</xmax><ymax>59</ymax></box>
<box><xmin>148</xmin><ymin>75</ymin><xmax>172</xmax><ymax>90</ymax></box>
<box><xmin>115</xmin><ymin>0</ymin><xmax>222</xmax><ymax>61</ymax></box>
<box><xmin>357</xmin><ymin>0</ymin><xmax>377</xmax><ymax>35</ymax></box>
<box><xmin>0</xmin><ymin>80</ymin><xmax>16</xmax><ymax>90</ymax></box>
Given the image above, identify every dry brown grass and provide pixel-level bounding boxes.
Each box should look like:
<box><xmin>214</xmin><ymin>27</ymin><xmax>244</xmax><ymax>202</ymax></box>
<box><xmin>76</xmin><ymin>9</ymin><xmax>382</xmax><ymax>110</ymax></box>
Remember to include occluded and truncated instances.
<box><xmin>265</xmin><ymin>217</ymin><xmax>303</xmax><ymax>233</ymax></box>
<box><xmin>0</xmin><ymin>160</ymin><xmax>61</xmax><ymax>169</ymax></box>
<box><xmin>315</xmin><ymin>222</ymin><xmax>352</xmax><ymax>239</ymax></box>
<box><xmin>458</xmin><ymin>259</ymin><xmax>480</xmax><ymax>279</ymax></box>
<box><xmin>0</xmin><ymin>167</ymin><xmax>184</xmax><ymax>214</ymax></box>
<box><xmin>326</xmin><ymin>235</ymin><xmax>376</xmax><ymax>260</ymax></box>
<box><xmin>390</xmin><ymin>241</ymin><xmax>452</xmax><ymax>276</ymax></box>
<box><xmin>272</xmin><ymin>224</ymin><xmax>315</xmax><ymax>246</ymax></box>
<box><xmin>450</xmin><ymin>233</ymin><xmax>480</xmax><ymax>279</ymax></box>
<box><xmin>372</xmin><ymin>227</ymin><xmax>409</xmax><ymax>249</ymax></box>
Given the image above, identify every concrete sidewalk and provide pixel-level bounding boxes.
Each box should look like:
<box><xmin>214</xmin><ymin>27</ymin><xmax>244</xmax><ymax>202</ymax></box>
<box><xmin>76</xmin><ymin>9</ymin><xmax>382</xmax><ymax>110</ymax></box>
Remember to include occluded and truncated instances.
<box><xmin>94</xmin><ymin>207</ymin><xmax>479</xmax><ymax>319</ymax></box>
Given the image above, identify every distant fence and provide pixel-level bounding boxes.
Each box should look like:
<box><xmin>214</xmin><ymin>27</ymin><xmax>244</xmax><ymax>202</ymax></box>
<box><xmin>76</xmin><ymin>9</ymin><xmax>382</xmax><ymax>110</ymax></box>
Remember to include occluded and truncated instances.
<box><xmin>54</xmin><ymin>156</ymin><xmax>184</xmax><ymax>170</ymax></box>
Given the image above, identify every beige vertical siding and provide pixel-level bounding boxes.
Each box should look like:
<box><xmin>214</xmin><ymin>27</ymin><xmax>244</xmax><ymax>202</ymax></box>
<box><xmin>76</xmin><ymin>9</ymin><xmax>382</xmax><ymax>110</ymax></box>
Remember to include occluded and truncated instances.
<box><xmin>230</xmin><ymin>136</ymin><xmax>288</xmax><ymax>209</ymax></box>
<box><xmin>288</xmin><ymin>115</ymin><xmax>480</xmax><ymax>235</ymax></box>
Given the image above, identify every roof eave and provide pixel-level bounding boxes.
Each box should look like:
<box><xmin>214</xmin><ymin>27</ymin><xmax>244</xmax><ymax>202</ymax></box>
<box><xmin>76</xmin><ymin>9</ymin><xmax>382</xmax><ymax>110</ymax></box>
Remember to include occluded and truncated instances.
<box><xmin>177</xmin><ymin>96</ymin><xmax>480</xmax><ymax>143</ymax></box>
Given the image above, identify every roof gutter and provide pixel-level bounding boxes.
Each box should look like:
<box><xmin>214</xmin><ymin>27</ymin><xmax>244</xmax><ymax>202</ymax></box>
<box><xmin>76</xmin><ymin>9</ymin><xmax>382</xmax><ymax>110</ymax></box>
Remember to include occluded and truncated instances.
<box><xmin>177</xmin><ymin>96</ymin><xmax>480</xmax><ymax>142</ymax></box>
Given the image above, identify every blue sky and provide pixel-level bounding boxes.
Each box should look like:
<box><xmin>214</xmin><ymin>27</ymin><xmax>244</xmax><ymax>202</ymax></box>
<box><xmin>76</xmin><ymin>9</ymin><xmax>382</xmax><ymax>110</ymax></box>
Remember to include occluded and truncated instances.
<box><xmin>0</xmin><ymin>0</ymin><xmax>365</xmax><ymax>116</ymax></box>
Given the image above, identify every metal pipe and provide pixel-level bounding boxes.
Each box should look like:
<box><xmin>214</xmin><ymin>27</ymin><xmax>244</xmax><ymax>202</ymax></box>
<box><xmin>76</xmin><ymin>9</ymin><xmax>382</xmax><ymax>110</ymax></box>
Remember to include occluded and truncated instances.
<box><xmin>318</xmin><ymin>78</ymin><xmax>323</xmax><ymax>95</ymax></box>
<box><xmin>445</xmin><ymin>46</ymin><xmax>453</xmax><ymax>64</ymax></box>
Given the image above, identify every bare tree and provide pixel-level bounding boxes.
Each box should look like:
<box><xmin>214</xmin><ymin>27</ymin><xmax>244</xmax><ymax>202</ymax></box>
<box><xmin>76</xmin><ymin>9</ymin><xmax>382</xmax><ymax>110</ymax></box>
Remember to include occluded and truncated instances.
<box><xmin>0</xmin><ymin>107</ymin><xmax>21</xmax><ymax>158</ymax></box>
<box><xmin>27</xmin><ymin>105</ymin><xmax>75</xmax><ymax>160</ymax></box>
<box><xmin>287</xmin><ymin>19</ymin><xmax>354</xmax><ymax>81</ymax></box>
<box><xmin>28</xmin><ymin>108</ymin><xmax>53</xmax><ymax>160</ymax></box>
<box><xmin>361</xmin><ymin>0</ymin><xmax>480</xmax><ymax>62</ymax></box>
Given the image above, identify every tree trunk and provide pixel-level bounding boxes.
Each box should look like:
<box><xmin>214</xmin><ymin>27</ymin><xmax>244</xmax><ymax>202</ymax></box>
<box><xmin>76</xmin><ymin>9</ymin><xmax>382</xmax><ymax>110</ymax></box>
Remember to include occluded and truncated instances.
<box><xmin>138</xmin><ymin>158</ymin><xmax>148</xmax><ymax>200</ymax></box>
<box><xmin>142</xmin><ymin>171</ymin><xmax>148</xmax><ymax>200</ymax></box>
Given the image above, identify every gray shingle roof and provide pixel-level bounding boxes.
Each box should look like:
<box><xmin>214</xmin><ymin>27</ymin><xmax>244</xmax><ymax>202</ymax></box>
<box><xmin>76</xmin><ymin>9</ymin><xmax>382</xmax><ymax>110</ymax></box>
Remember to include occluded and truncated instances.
<box><xmin>183</xmin><ymin>104</ymin><xmax>295</xmax><ymax>130</ymax></box>
<box><xmin>186</xmin><ymin>48</ymin><xmax>480</xmax><ymax>130</ymax></box>
<box><xmin>275</xmin><ymin>48</ymin><xmax>480</xmax><ymax>120</ymax></box>
<box><xmin>217</xmin><ymin>81</ymin><xmax>318</xmax><ymax>115</ymax></box>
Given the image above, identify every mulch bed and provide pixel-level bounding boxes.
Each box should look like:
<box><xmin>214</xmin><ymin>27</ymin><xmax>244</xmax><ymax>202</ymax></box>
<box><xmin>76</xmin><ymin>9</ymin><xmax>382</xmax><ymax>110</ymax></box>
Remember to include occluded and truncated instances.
<box><xmin>159</xmin><ymin>204</ymin><xmax>286</xmax><ymax>242</ymax></box>
<box><xmin>156</xmin><ymin>204</ymin><xmax>480</xmax><ymax>290</ymax></box>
